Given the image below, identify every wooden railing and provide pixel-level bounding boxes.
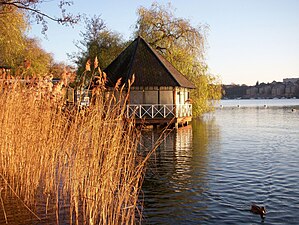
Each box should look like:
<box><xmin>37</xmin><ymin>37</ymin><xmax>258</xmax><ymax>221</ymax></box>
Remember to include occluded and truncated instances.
<box><xmin>126</xmin><ymin>104</ymin><xmax>192</xmax><ymax>119</ymax></box>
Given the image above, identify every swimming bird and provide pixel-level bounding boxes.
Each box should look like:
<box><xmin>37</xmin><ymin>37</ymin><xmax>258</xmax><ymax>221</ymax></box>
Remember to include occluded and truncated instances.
<box><xmin>250</xmin><ymin>204</ymin><xmax>266</xmax><ymax>219</ymax></box>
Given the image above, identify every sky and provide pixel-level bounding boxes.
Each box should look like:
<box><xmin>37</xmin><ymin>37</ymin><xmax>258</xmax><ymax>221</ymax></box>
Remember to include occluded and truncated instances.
<box><xmin>29</xmin><ymin>0</ymin><xmax>299</xmax><ymax>85</ymax></box>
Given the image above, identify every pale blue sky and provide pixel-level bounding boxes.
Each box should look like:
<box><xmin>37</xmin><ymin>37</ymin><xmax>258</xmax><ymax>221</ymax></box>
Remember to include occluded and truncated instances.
<box><xmin>29</xmin><ymin>0</ymin><xmax>299</xmax><ymax>85</ymax></box>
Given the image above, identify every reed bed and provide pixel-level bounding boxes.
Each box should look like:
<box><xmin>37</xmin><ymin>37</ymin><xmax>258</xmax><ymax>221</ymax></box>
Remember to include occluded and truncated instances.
<box><xmin>0</xmin><ymin>69</ymin><xmax>148</xmax><ymax>224</ymax></box>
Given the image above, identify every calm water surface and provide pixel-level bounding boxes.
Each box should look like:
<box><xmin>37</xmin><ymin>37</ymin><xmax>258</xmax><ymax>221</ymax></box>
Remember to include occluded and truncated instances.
<box><xmin>141</xmin><ymin>99</ymin><xmax>299</xmax><ymax>224</ymax></box>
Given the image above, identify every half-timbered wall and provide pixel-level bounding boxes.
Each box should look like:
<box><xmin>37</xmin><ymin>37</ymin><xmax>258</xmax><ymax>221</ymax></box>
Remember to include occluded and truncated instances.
<box><xmin>130</xmin><ymin>86</ymin><xmax>175</xmax><ymax>105</ymax></box>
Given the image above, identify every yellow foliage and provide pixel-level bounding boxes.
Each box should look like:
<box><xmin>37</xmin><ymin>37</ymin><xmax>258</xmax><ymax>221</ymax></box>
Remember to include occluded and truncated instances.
<box><xmin>0</xmin><ymin>7</ymin><xmax>28</xmax><ymax>66</ymax></box>
<box><xmin>0</xmin><ymin>6</ymin><xmax>53</xmax><ymax>75</ymax></box>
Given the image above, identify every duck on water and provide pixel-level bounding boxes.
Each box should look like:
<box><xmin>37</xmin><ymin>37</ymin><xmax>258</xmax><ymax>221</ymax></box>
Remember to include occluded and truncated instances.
<box><xmin>250</xmin><ymin>204</ymin><xmax>266</xmax><ymax>219</ymax></box>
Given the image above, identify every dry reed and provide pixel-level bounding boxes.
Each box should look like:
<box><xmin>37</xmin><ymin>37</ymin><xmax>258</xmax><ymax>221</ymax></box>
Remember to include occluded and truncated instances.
<box><xmin>0</xmin><ymin>67</ymin><xmax>147</xmax><ymax>224</ymax></box>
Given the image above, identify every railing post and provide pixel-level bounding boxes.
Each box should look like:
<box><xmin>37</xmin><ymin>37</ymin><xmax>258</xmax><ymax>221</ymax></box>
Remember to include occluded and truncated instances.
<box><xmin>139</xmin><ymin>105</ymin><xmax>142</xmax><ymax>118</ymax></box>
<box><xmin>151</xmin><ymin>105</ymin><xmax>154</xmax><ymax>118</ymax></box>
<box><xmin>179</xmin><ymin>104</ymin><xmax>181</xmax><ymax>117</ymax></box>
<box><xmin>126</xmin><ymin>105</ymin><xmax>129</xmax><ymax>118</ymax></box>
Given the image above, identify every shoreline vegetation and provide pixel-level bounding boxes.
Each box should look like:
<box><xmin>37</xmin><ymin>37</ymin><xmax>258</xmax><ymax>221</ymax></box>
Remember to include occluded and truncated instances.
<box><xmin>0</xmin><ymin>67</ymin><xmax>159</xmax><ymax>224</ymax></box>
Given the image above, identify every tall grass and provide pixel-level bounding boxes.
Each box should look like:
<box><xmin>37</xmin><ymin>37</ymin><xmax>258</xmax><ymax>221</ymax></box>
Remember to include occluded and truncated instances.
<box><xmin>0</xmin><ymin>69</ymin><xmax>147</xmax><ymax>224</ymax></box>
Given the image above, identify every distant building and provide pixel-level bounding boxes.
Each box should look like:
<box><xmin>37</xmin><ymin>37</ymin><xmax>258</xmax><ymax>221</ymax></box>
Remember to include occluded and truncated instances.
<box><xmin>223</xmin><ymin>77</ymin><xmax>299</xmax><ymax>99</ymax></box>
<box><xmin>246</xmin><ymin>86</ymin><xmax>258</xmax><ymax>97</ymax></box>
<box><xmin>271</xmin><ymin>82</ymin><xmax>285</xmax><ymax>97</ymax></box>
<box><xmin>283</xmin><ymin>78</ymin><xmax>299</xmax><ymax>84</ymax></box>
<box><xmin>285</xmin><ymin>82</ymin><xmax>298</xmax><ymax>98</ymax></box>
<box><xmin>258</xmin><ymin>83</ymin><xmax>271</xmax><ymax>97</ymax></box>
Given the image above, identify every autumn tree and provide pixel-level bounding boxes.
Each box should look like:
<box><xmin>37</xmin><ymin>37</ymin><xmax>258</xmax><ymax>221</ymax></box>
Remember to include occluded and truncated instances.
<box><xmin>135</xmin><ymin>3</ymin><xmax>222</xmax><ymax>116</ymax></box>
<box><xmin>70</xmin><ymin>15</ymin><xmax>127</xmax><ymax>76</ymax></box>
<box><xmin>0</xmin><ymin>6</ymin><xmax>27</xmax><ymax>67</ymax></box>
<box><xmin>0</xmin><ymin>1</ymin><xmax>77</xmax><ymax>76</ymax></box>
<box><xmin>0</xmin><ymin>0</ymin><xmax>79</xmax><ymax>34</ymax></box>
<box><xmin>21</xmin><ymin>37</ymin><xmax>53</xmax><ymax>75</ymax></box>
<box><xmin>0</xmin><ymin>6</ymin><xmax>52</xmax><ymax>75</ymax></box>
<box><xmin>49</xmin><ymin>61</ymin><xmax>68</xmax><ymax>77</ymax></box>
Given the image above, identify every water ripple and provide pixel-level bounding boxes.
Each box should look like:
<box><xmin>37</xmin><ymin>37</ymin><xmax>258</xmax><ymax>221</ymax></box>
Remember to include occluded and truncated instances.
<box><xmin>141</xmin><ymin>106</ymin><xmax>299</xmax><ymax>224</ymax></box>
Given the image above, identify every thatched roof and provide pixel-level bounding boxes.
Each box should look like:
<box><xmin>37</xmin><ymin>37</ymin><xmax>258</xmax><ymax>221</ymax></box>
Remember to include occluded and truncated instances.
<box><xmin>104</xmin><ymin>36</ymin><xmax>196</xmax><ymax>89</ymax></box>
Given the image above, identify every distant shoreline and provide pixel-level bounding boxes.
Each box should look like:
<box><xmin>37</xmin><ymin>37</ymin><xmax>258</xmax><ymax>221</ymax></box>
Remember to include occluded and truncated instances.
<box><xmin>222</xmin><ymin>79</ymin><xmax>299</xmax><ymax>99</ymax></box>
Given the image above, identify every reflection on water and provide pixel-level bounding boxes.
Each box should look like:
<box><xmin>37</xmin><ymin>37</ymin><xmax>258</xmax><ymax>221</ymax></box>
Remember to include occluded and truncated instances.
<box><xmin>140</xmin><ymin>105</ymin><xmax>299</xmax><ymax>225</ymax></box>
<box><xmin>0</xmin><ymin>181</ymin><xmax>71</xmax><ymax>225</ymax></box>
<box><xmin>140</xmin><ymin>119</ymin><xmax>220</xmax><ymax>224</ymax></box>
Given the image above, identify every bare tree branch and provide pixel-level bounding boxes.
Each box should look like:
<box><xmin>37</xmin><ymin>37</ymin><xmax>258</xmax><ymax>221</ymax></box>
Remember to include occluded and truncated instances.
<box><xmin>0</xmin><ymin>0</ymin><xmax>80</xmax><ymax>33</ymax></box>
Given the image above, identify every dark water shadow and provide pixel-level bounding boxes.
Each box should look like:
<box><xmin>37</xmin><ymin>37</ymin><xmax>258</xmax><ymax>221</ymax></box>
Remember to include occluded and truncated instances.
<box><xmin>139</xmin><ymin>118</ymin><xmax>221</xmax><ymax>224</ymax></box>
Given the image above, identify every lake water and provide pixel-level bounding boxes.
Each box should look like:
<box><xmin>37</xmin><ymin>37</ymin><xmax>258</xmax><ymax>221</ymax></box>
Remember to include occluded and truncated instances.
<box><xmin>140</xmin><ymin>99</ymin><xmax>299</xmax><ymax>224</ymax></box>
